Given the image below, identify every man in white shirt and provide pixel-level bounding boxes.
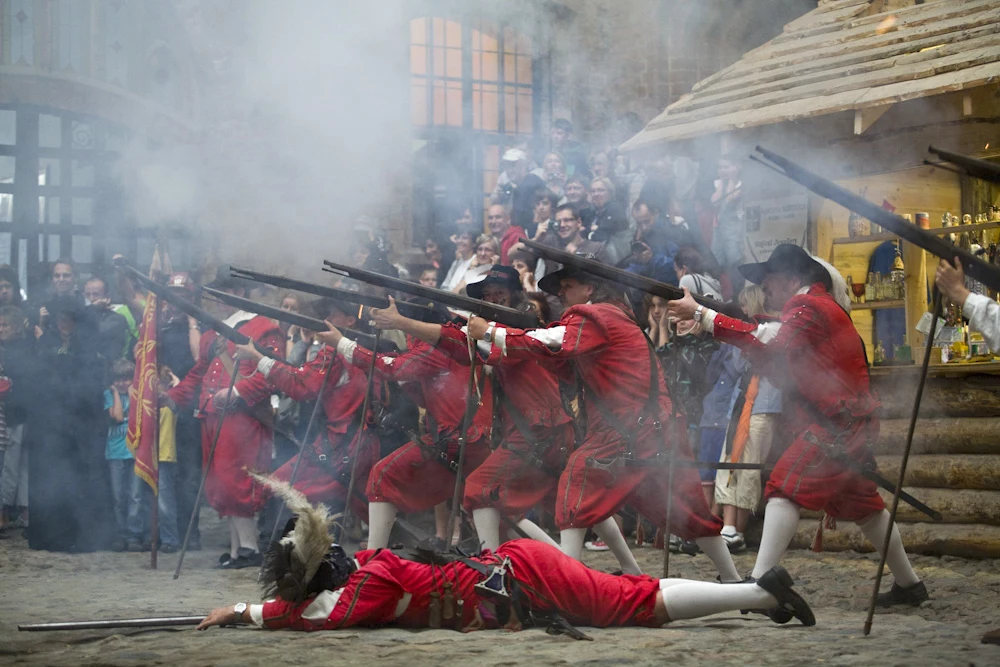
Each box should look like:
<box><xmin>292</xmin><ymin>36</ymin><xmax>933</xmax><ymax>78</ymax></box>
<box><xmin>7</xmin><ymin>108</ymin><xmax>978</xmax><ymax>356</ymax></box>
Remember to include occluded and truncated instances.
<box><xmin>935</xmin><ymin>257</ymin><xmax>1000</xmax><ymax>350</ymax></box>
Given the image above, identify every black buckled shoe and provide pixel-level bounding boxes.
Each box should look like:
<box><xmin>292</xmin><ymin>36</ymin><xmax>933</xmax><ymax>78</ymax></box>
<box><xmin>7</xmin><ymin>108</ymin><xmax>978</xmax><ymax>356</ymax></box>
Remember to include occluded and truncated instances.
<box><xmin>876</xmin><ymin>580</ymin><xmax>928</xmax><ymax>608</ymax></box>
<box><xmin>755</xmin><ymin>566</ymin><xmax>816</xmax><ymax>626</ymax></box>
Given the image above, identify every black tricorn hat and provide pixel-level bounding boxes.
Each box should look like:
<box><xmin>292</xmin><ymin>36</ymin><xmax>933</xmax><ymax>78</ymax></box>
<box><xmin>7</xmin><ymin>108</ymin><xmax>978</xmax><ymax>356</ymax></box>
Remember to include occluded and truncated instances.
<box><xmin>738</xmin><ymin>244</ymin><xmax>832</xmax><ymax>292</ymax></box>
<box><xmin>467</xmin><ymin>264</ymin><xmax>522</xmax><ymax>300</ymax></box>
<box><xmin>537</xmin><ymin>265</ymin><xmax>600</xmax><ymax>297</ymax></box>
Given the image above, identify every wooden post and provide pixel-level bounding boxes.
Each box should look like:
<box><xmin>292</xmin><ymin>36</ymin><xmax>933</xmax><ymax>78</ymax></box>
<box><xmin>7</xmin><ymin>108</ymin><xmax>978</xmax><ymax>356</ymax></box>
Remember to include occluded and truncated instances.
<box><xmin>902</xmin><ymin>238</ymin><xmax>929</xmax><ymax>347</ymax></box>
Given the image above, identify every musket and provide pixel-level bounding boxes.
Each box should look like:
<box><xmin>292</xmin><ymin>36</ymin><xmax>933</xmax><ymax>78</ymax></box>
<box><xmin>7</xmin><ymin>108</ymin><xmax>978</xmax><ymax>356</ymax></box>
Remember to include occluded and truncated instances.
<box><xmin>322</xmin><ymin>260</ymin><xmax>540</xmax><ymax>329</ymax></box>
<box><xmin>230</xmin><ymin>267</ymin><xmax>448</xmax><ymax>324</ymax></box>
<box><xmin>751</xmin><ymin>145</ymin><xmax>1000</xmax><ymax>293</ymax></box>
<box><xmin>200</xmin><ymin>286</ymin><xmax>377</xmax><ymax>348</ymax></box>
<box><xmin>927</xmin><ymin>145</ymin><xmax>1000</xmax><ymax>185</ymax></box>
<box><xmin>20</xmin><ymin>616</ymin><xmax>205</xmax><ymax>632</ymax></box>
<box><xmin>517</xmin><ymin>239</ymin><xmax>749</xmax><ymax>320</ymax></box>
<box><xmin>118</xmin><ymin>263</ymin><xmax>279</xmax><ymax>360</ymax></box>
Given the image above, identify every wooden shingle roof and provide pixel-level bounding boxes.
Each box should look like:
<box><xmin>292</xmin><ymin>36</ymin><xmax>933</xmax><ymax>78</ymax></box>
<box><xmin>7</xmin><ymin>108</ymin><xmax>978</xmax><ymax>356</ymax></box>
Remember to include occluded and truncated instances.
<box><xmin>621</xmin><ymin>0</ymin><xmax>1000</xmax><ymax>152</ymax></box>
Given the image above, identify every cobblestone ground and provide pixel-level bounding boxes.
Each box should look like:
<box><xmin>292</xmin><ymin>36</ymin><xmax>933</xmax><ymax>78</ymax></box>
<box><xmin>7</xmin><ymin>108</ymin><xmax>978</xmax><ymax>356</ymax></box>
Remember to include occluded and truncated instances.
<box><xmin>1</xmin><ymin>512</ymin><xmax>998</xmax><ymax>667</ymax></box>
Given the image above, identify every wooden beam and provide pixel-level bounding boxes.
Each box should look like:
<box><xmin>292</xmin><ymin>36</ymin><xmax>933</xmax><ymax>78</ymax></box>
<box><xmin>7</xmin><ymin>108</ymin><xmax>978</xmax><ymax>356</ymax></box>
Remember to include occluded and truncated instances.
<box><xmin>854</xmin><ymin>104</ymin><xmax>892</xmax><ymax>135</ymax></box>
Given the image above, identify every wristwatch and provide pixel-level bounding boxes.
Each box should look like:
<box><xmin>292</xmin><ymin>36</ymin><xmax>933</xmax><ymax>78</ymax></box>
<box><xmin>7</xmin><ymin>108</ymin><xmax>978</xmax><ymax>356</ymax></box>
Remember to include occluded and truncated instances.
<box><xmin>483</xmin><ymin>325</ymin><xmax>495</xmax><ymax>344</ymax></box>
<box><xmin>693</xmin><ymin>305</ymin><xmax>705</xmax><ymax>322</ymax></box>
<box><xmin>233</xmin><ymin>602</ymin><xmax>248</xmax><ymax>621</ymax></box>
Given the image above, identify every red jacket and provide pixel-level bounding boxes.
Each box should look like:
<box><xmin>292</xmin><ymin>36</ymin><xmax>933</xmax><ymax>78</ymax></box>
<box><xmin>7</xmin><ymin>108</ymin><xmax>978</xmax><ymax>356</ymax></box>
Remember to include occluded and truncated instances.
<box><xmin>499</xmin><ymin>226</ymin><xmax>527</xmax><ymax>266</ymax></box>
<box><xmin>168</xmin><ymin>315</ymin><xmax>284</xmax><ymax>415</ymax></box>
<box><xmin>710</xmin><ymin>283</ymin><xmax>878</xmax><ymax>449</ymax></box>
<box><xmin>492</xmin><ymin>302</ymin><xmax>673</xmax><ymax>429</ymax></box>
<box><xmin>339</xmin><ymin>337</ymin><xmax>492</xmax><ymax>443</ymax></box>
<box><xmin>265</xmin><ymin>344</ymin><xmax>369</xmax><ymax>452</ymax></box>
<box><xmin>437</xmin><ymin>323</ymin><xmax>570</xmax><ymax>432</ymax></box>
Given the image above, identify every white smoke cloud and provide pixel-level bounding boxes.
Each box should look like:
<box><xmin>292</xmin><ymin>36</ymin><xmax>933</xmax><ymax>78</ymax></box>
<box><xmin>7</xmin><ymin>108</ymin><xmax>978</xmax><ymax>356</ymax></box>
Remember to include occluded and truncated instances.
<box><xmin>117</xmin><ymin>0</ymin><xmax>412</xmax><ymax>275</ymax></box>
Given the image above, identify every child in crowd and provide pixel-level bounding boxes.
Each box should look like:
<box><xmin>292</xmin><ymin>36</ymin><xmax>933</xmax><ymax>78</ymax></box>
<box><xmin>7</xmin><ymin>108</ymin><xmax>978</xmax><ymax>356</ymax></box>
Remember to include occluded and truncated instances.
<box><xmin>106</xmin><ymin>358</ymin><xmax>145</xmax><ymax>551</ymax></box>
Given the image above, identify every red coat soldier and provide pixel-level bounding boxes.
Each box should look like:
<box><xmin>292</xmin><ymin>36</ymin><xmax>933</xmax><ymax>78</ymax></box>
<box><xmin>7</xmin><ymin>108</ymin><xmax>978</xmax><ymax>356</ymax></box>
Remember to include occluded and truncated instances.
<box><xmin>199</xmin><ymin>476</ymin><xmax>814</xmax><ymax>631</ymax></box>
<box><xmin>167</xmin><ymin>277</ymin><xmax>284</xmax><ymax>569</ymax></box>
<box><xmin>667</xmin><ymin>243</ymin><xmax>927</xmax><ymax>609</ymax></box>
<box><xmin>236</xmin><ymin>299</ymin><xmax>378</xmax><ymax>526</ymax></box>
<box><xmin>315</xmin><ymin>322</ymin><xmax>493</xmax><ymax>551</ymax></box>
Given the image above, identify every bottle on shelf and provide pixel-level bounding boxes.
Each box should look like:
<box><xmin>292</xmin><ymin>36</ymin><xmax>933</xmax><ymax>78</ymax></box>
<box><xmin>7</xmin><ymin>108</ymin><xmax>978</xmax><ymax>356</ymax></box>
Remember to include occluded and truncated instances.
<box><xmin>865</xmin><ymin>271</ymin><xmax>875</xmax><ymax>302</ymax></box>
<box><xmin>890</xmin><ymin>243</ymin><xmax>905</xmax><ymax>300</ymax></box>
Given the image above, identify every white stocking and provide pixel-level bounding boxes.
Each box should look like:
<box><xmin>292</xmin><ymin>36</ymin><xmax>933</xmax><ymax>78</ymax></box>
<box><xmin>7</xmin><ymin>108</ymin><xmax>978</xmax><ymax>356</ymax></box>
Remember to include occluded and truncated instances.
<box><xmin>857</xmin><ymin>510</ymin><xmax>920</xmax><ymax>587</ymax></box>
<box><xmin>367</xmin><ymin>502</ymin><xmax>398</xmax><ymax>550</ymax></box>
<box><xmin>472</xmin><ymin>508</ymin><xmax>501</xmax><ymax>551</ymax></box>
<box><xmin>231</xmin><ymin>516</ymin><xmax>259</xmax><ymax>554</ymax></box>
<box><xmin>560</xmin><ymin>527</ymin><xmax>587</xmax><ymax>560</ymax></box>
<box><xmin>228</xmin><ymin>519</ymin><xmax>240</xmax><ymax>559</ymax></box>
<box><xmin>516</xmin><ymin>518</ymin><xmax>560</xmax><ymax>549</ymax></box>
<box><xmin>695</xmin><ymin>535</ymin><xmax>742</xmax><ymax>582</ymax></box>
<box><xmin>662</xmin><ymin>580</ymin><xmax>777</xmax><ymax>621</ymax></box>
<box><xmin>750</xmin><ymin>497</ymin><xmax>800</xmax><ymax>579</ymax></box>
<box><xmin>593</xmin><ymin>517</ymin><xmax>642</xmax><ymax>575</ymax></box>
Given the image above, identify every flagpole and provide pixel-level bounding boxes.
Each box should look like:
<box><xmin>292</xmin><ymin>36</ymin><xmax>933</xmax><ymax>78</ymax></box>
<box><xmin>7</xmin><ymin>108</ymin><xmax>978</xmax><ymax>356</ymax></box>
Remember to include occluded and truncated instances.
<box><xmin>150</xmin><ymin>435</ymin><xmax>159</xmax><ymax>570</ymax></box>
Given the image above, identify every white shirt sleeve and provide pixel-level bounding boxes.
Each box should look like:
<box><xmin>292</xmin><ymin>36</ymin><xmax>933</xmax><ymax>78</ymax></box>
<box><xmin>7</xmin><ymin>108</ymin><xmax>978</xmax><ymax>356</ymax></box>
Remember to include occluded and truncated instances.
<box><xmin>336</xmin><ymin>338</ymin><xmax>357</xmax><ymax>364</ymax></box>
<box><xmin>963</xmin><ymin>293</ymin><xmax>1000</xmax><ymax>351</ymax></box>
<box><xmin>249</xmin><ymin>604</ymin><xmax>265</xmax><ymax>627</ymax></box>
<box><xmin>525</xmin><ymin>326</ymin><xmax>567</xmax><ymax>350</ymax></box>
<box><xmin>257</xmin><ymin>357</ymin><xmax>276</xmax><ymax>377</ymax></box>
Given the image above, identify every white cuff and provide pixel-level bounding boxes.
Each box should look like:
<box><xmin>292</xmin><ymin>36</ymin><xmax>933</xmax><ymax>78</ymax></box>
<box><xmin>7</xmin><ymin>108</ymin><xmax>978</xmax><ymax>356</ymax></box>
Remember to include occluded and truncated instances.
<box><xmin>231</xmin><ymin>386</ymin><xmax>241</xmax><ymax>398</ymax></box>
<box><xmin>337</xmin><ymin>337</ymin><xmax>357</xmax><ymax>364</ymax></box>
<box><xmin>700</xmin><ymin>308</ymin><xmax>718</xmax><ymax>334</ymax></box>
<box><xmin>257</xmin><ymin>357</ymin><xmax>276</xmax><ymax>377</ymax></box>
<box><xmin>963</xmin><ymin>292</ymin><xmax>1000</xmax><ymax>351</ymax></box>
<box><xmin>249</xmin><ymin>604</ymin><xmax>265</xmax><ymax>627</ymax></box>
<box><xmin>494</xmin><ymin>327</ymin><xmax>508</xmax><ymax>356</ymax></box>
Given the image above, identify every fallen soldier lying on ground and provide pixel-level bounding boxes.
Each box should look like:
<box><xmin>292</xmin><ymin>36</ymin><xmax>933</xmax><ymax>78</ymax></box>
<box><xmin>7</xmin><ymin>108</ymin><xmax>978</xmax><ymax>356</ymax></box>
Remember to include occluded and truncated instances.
<box><xmin>197</xmin><ymin>475</ymin><xmax>814</xmax><ymax>634</ymax></box>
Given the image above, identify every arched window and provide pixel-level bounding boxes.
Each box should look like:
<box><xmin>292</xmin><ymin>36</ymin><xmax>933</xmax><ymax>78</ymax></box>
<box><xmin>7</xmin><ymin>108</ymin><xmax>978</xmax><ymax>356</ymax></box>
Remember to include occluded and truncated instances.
<box><xmin>409</xmin><ymin>17</ymin><xmax>536</xmax><ymax>235</ymax></box>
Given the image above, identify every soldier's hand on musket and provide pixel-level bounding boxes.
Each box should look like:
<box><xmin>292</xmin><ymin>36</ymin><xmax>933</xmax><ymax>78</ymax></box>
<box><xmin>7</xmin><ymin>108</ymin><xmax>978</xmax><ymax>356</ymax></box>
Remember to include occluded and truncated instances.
<box><xmin>666</xmin><ymin>286</ymin><xmax>699</xmax><ymax>322</ymax></box>
<box><xmin>196</xmin><ymin>604</ymin><xmax>248</xmax><ymax>630</ymax></box>
<box><xmin>369</xmin><ymin>296</ymin><xmax>403</xmax><ymax>330</ymax></box>
<box><xmin>234</xmin><ymin>341</ymin><xmax>264</xmax><ymax>363</ymax></box>
<box><xmin>467</xmin><ymin>315</ymin><xmax>490</xmax><ymax>341</ymax></box>
<box><xmin>935</xmin><ymin>256</ymin><xmax>970</xmax><ymax>307</ymax></box>
<box><xmin>313</xmin><ymin>323</ymin><xmax>343</xmax><ymax>347</ymax></box>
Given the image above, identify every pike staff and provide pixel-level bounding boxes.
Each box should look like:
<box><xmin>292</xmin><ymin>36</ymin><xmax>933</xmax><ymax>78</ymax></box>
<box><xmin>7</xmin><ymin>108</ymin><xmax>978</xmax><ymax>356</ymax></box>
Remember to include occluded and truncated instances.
<box><xmin>863</xmin><ymin>289</ymin><xmax>943</xmax><ymax>635</ymax></box>
<box><xmin>336</xmin><ymin>328</ymin><xmax>382</xmax><ymax>544</ymax></box>
<box><xmin>445</xmin><ymin>332</ymin><xmax>480</xmax><ymax>547</ymax></box>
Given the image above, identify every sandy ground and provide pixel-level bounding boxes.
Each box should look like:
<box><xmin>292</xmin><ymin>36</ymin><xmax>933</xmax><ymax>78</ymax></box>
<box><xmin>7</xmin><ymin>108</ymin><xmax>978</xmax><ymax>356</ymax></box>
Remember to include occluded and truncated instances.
<box><xmin>1</xmin><ymin>510</ymin><xmax>999</xmax><ymax>667</ymax></box>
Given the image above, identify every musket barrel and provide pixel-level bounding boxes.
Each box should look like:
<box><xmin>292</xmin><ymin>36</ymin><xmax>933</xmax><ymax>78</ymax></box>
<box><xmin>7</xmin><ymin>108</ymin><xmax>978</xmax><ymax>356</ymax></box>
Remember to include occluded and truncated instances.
<box><xmin>754</xmin><ymin>145</ymin><xmax>1000</xmax><ymax>293</ymax></box>
<box><xmin>19</xmin><ymin>616</ymin><xmax>205</xmax><ymax>631</ymax></box>
<box><xmin>517</xmin><ymin>239</ymin><xmax>748</xmax><ymax>320</ymax></box>
<box><xmin>230</xmin><ymin>267</ymin><xmax>447</xmax><ymax>324</ymax></box>
<box><xmin>928</xmin><ymin>145</ymin><xmax>1000</xmax><ymax>185</ymax></box>
<box><xmin>118</xmin><ymin>264</ymin><xmax>279</xmax><ymax>360</ymax></box>
<box><xmin>321</xmin><ymin>261</ymin><xmax>539</xmax><ymax>329</ymax></box>
<box><xmin>201</xmin><ymin>286</ymin><xmax>377</xmax><ymax>348</ymax></box>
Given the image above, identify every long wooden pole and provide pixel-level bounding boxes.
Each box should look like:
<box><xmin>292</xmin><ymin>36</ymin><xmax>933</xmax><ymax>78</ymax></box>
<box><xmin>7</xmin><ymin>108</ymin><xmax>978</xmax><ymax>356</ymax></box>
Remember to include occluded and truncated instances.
<box><xmin>862</xmin><ymin>289</ymin><xmax>942</xmax><ymax>635</ymax></box>
<box><xmin>173</xmin><ymin>368</ymin><xmax>239</xmax><ymax>579</ymax></box>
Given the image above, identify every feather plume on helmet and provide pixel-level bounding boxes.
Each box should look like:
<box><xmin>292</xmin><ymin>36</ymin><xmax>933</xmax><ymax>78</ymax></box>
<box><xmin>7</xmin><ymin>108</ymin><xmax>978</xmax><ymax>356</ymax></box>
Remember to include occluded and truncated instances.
<box><xmin>250</xmin><ymin>472</ymin><xmax>355</xmax><ymax>603</ymax></box>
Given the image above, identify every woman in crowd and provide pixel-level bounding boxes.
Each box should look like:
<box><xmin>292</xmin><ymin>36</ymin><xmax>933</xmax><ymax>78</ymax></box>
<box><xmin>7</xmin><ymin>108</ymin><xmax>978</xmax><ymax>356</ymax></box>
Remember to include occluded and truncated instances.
<box><xmin>715</xmin><ymin>285</ymin><xmax>782</xmax><ymax>552</ymax></box>
<box><xmin>589</xmin><ymin>177</ymin><xmax>631</xmax><ymax>263</ymax></box>
<box><xmin>440</xmin><ymin>230</ymin><xmax>476</xmax><ymax>293</ymax></box>
<box><xmin>674</xmin><ymin>246</ymin><xmax>723</xmax><ymax>300</ymax></box>
<box><xmin>542</xmin><ymin>152</ymin><xmax>568</xmax><ymax>199</ymax></box>
<box><xmin>451</xmin><ymin>234</ymin><xmax>499</xmax><ymax>295</ymax></box>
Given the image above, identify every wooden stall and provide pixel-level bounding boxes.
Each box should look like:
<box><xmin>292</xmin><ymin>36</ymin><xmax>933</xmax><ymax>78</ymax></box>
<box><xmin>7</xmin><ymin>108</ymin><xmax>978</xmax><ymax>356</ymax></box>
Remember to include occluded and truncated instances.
<box><xmin>622</xmin><ymin>0</ymin><xmax>1000</xmax><ymax>556</ymax></box>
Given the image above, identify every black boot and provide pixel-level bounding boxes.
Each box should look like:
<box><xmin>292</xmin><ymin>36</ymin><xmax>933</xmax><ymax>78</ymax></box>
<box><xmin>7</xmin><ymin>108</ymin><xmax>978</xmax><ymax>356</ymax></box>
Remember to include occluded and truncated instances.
<box><xmin>876</xmin><ymin>580</ymin><xmax>928</xmax><ymax>608</ymax></box>
<box><xmin>756</xmin><ymin>566</ymin><xmax>816</xmax><ymax>626</ymax></box>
